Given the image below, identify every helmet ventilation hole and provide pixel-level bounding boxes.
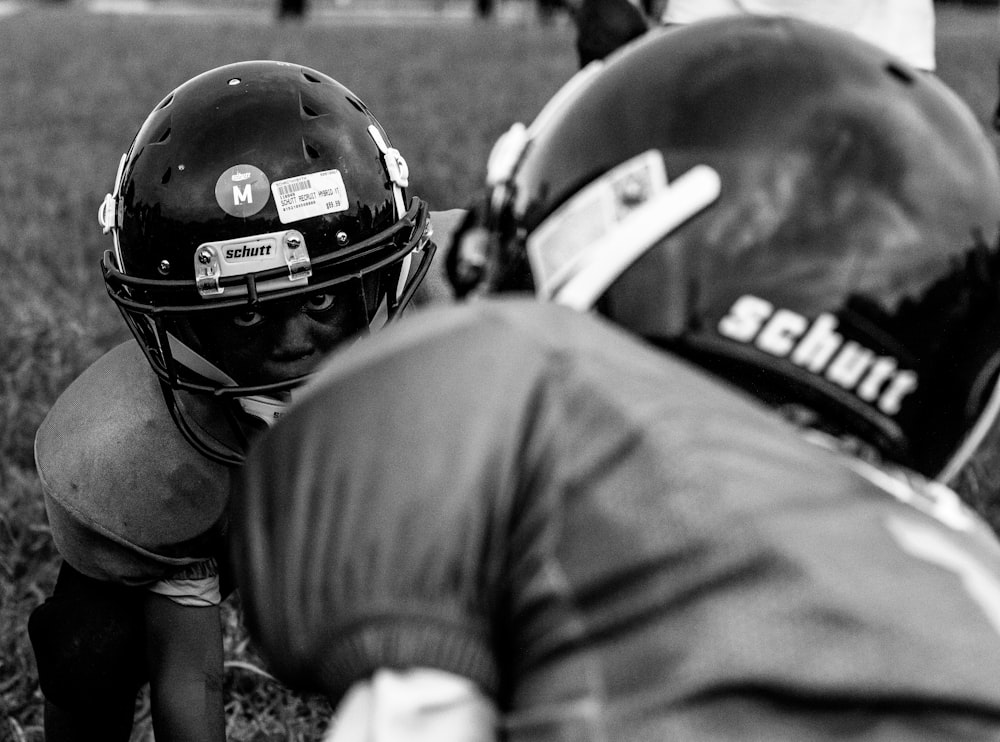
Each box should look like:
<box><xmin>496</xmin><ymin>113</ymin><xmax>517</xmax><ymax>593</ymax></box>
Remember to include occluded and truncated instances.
<box><xmin>161</xmin><ymin>168</ymin><xmax>171</xmax><ymax>185</ymax></box>
<box><xmin>303</xmin><ymin>142</ymin><xmax>321</xmax><ymax>159</ymax></box>
<box><xmin>346</xmin><ymin>96</ymin><xmax>367</xmax><ymax>114</ymax></box>
<box><xmin>302</xmin><ymin>103</ymin><xmax>320</xmax><ymax>117</ymax></box>
<box><xmin>885</xmin><ymin>62</ymin><xmax>915</xmax><ymax>85</ymax></box>
<box><xmin>153</xmin><ymin>125</ymin><xmax>171</xmax><ymax>144</ymax></box>
<box><xmin>155</xmin><ymin>93</ymin><xmax>174</xmax><ymax>111</ymax></box>
<box><xmin>302</xmin><ymin>71</ymin><xmax>322</xmax><ymax>83</ymax></box>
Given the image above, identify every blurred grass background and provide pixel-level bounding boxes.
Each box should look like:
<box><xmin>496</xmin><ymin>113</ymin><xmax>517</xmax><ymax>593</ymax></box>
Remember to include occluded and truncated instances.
<box><xmin>0</xmin><ymin>4</ymin><xmax>577</xmax><ymax>738</ymax></box>
<box><xmin>1</xmin><ymin>2</ymin><xmax>999</xmax><ymax>739</ymax></box>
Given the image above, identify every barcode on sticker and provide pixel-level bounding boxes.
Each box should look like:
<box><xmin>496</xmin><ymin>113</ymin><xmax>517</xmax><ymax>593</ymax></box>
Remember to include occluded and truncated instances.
<box><xmin>277</xmin><ymin>178</ymin><xmax>312</xmax><ymax>197</ymax></box>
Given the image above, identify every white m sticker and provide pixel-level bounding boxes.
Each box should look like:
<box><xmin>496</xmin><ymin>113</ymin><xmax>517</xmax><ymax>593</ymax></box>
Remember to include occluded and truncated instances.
<box><xmin>214</xmin><ymin>164</ymin><xmax>270</xmax><ymax>218</ymax></box>
<box><xmin>233</xmin><ymin>184</ymin><xmax>253</xmax><ymax>205</ymax></box>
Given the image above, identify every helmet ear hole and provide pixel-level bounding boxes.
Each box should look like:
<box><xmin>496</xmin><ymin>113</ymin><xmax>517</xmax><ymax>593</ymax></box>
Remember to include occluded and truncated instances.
<box><xmin>885</xmin><ymin>62</ymin><xmax>915</xmax><ymax>85</ymax></box>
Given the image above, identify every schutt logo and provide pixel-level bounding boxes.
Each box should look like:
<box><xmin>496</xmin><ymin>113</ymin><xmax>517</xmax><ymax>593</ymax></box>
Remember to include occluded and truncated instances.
<box><xmin>718</xmin><ymin>295</ymin><xmax>918</xmax><ymax>415</ymax></box>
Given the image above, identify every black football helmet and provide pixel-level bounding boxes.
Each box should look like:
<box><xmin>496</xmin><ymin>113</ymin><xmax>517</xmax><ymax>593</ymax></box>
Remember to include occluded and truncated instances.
<box><xmin>449</xmin><ymin>17</ymin><xmax>1000</xmax><ymax>481</ymax></box>
<box><xmin>100</xmin><ymin>61</ymin><xmax>435</xmax><ymax>465</ymax></box>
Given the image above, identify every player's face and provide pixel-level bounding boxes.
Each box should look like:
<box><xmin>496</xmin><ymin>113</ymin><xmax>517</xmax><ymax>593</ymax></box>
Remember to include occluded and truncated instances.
<box><xmin>188</xmin><ymin>287</ymin><xmax>369</xmax><ymax>386</ymax></box>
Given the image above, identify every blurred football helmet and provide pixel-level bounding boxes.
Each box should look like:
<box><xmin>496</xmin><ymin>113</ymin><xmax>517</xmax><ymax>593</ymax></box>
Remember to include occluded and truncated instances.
<box><xmin>449</xmin><ymin>17</ymin><xmax>1000</xmax><ymax>480</ymax></box>
<box><xmin>100</xmin><ymin>61</ymin><xmax>434</xmax><ymax>464</ymax></box>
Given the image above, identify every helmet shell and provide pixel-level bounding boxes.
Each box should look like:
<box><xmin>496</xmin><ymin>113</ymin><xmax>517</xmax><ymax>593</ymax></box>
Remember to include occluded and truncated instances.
<box><xmin>479</xmin><ymin>18</ymin><xmax>1000</xmax><ymax>476</ymax></box>
<box><xmin>99</xmin><ymin>61</ymin><xmax>433</xmax><ymax>464</ymax></box>
<box><xmin>115</xmin><ymin>60</ymin><xmax>398</xmax><ymax>281</ymax></box>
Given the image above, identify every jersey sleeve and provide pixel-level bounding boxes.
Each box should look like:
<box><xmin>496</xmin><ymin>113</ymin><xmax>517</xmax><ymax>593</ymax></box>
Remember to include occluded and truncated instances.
<box><xmin>147</xmin><ymin>558</ymin><xmax>223</xmax><ymax>607</ymax></box>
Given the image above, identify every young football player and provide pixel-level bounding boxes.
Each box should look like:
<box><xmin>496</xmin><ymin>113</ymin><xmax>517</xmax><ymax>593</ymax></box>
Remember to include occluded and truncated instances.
<box><xmin>28</xmin><ymin>60</ymin><xmax>460</xmax><ymax>741</ymax></box>
<box><xmin>231</xmin><ymin>18</ymin><xmax>1000</xmax><ymax>741</ymax></box>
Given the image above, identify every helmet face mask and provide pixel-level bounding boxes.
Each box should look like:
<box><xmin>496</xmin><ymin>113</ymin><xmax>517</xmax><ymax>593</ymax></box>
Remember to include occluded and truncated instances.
<box><xmin>101</xmin><ymin>61</ymin><xmax>434</xmax><ymax>463</ymax></box>
<box><xmin>102</xmin><ymin>198</ymin><xmax>431</xmax><ymax>393</ymax></box>
<box><xmin>452</xmin><ymin>18</ymin><xmax>1000</xmax><ymax>481</ymax></box>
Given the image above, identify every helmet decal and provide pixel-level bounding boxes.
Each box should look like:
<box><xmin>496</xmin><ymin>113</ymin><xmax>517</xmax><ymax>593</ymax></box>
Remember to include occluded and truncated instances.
<box><xmin>718</xmin><ymin>294</ymin><xmax>919</xmax><ymax>416</ymax></box>
<box><xmin>270</xmin><ymin>169</ymin><xmax>350</xmax><ymax>224</ymax></box>
<box><xmin>214</xmin><ymin>165</ymin><xmax>271</xmax><ymax>218</ymax></box>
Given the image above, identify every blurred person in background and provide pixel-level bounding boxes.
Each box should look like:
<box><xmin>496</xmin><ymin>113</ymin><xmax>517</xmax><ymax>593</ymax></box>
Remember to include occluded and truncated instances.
<box><xmin>28</xmin><ymin>60</ymin><xmax>460</xmax><ymax>742</ymax></box>
<box><xmin>278</xmin><ymin>0</ymin><xmax>307</xmax><ymax>20</ymax></box>
<box><xmin>231</xmin><ymin>18</ymin><xmax>1000</xmax><ymax>741</ymax></box>
<box><xmin>572</xmin><ymin>0</ymin><xmax>935</xmax><ymax>69</ymax></box>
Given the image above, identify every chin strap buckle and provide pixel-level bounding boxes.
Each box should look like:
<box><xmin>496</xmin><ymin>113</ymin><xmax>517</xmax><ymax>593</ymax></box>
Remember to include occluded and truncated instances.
<box><xmin>98</xmin><ymin>152</ymin><xmax>129</xmax><ymax>234</ymax></box>
<box><xmin>282</xmin><ymin>230</ymin><xmax>312</xmax><ymax>282</ymax></box>
<box><xmin>368</xmin><ymin>125</ymin><xmax>409</xmax><ymax>216</ymax></box>
<box><xmin>98</xmin><ymin>193</ymin><xmax>119</xmax><ymax>234</ymax></box>
<box><xmin>194</xmin><ymin>245</ymin><xmax>223</xmax><ymax>297</ymax></box>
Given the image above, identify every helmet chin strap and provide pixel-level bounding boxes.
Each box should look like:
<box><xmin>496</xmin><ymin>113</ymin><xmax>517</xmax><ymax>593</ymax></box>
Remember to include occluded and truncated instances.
<box><xmin>939</xmin><ymin>364</ymin><xmax>1000</xmax><ymax>485</ymax></box>
<box><xmin>166</xmin><ymin>331</ymin><xmax>237</xmax><ymax>386</ymax></box>
<box><xmin>368</xmin><ymin>294</ymin><xmax>390</xmax><ymax>333</ymax></box>
<box><xmin>237</xmin><ymin>393</ymin><xmax>298</xmax><ymax>427</ymax></box>
<box><xmin>369</xmin><ymin>244</ymin><xmax>424</xmax><ymax>333</ymax></box>
<box><xmin>165</xmin><ymin>331</ymin><xmax>299</xmax><ymax>427</ymax></box>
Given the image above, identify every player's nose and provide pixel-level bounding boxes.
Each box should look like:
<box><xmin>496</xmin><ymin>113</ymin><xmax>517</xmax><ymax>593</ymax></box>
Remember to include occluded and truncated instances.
<box><xmin>270</xmin><ymin>311</ymin><xmax>318</xmax><ymax>358</ymax></box>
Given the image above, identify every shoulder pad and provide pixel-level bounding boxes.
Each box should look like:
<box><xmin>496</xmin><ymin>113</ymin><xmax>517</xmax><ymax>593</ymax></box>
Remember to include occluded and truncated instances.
<box><xmin>35</xmin><ymin>341</ymin><xmax>230</xmax><ymax>584</ymax></box>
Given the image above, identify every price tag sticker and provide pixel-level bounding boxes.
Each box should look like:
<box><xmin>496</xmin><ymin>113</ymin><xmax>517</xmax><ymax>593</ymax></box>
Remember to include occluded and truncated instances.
<box><xmin>271</xmin><ymin>169</ymin><xmax>349</xmax><ymax>224</ymax></box>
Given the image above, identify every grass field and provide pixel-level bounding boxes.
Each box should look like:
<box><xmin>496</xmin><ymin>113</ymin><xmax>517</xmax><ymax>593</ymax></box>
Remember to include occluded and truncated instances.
<box><xmin>1</xmin><ymin>3</ymin><xmax>999</xmax><ymax>739</ymax></box>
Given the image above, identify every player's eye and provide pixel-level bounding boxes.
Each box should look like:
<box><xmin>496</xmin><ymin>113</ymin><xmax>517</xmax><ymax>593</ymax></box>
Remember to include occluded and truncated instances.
<box><xmin>232</xmin><ymin>310</ymin><xmax>265</xmax><ymax>328</ymax></box>
<box><xmin>304</xmin><ymin>292</ymin><xmax>336</xmax><ymax>314</ymax></box>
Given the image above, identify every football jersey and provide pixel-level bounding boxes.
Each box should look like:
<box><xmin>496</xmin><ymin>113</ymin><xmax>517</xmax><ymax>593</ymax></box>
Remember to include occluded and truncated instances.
<box><xmin>35</xmin><ymin>340</ymin><xmax>232</xmax><ymax>586</ymax></box>
<box><xmin>234</xmin><ymin>298</ymin><xmax>1000</xmax><ymax>741</ymax></box>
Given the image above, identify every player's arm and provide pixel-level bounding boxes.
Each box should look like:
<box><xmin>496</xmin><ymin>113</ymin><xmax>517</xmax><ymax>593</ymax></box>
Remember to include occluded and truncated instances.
<box><xmin>324</xmin><ymin>668</ymin><xmax>497</xmax><ymax>742</ymax></box>
<box><xmin>143</xmin><ymin>571</ymin><xmax>225</xmax><ymax>742</ymax></box>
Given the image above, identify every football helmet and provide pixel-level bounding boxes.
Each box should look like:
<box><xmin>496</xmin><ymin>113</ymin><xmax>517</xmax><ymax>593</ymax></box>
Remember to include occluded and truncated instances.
<box><xmin>449</xmin><ymin>17</ymin><xmax>1000</xmax><ymax>480</ymax></box>
<box><xmin>100</xmin><ymin>61</ymin><xmax>434</xmax><ymax>465</ymax></box>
